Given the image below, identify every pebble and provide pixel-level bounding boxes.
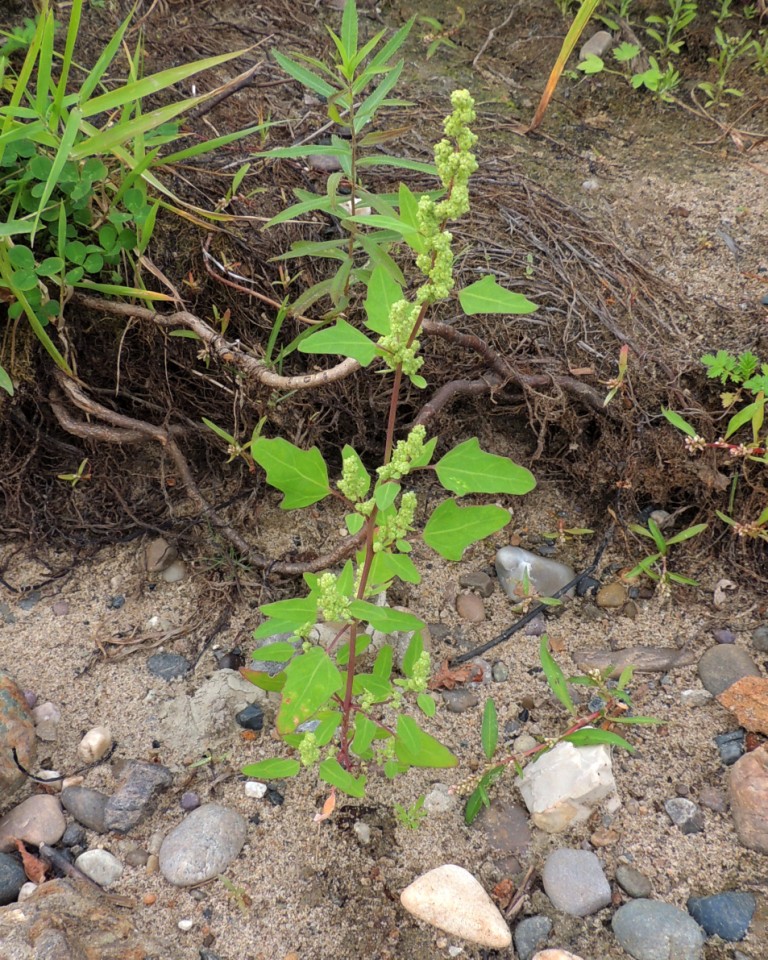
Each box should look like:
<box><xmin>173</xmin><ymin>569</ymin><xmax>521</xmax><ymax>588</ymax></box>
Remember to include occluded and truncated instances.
<box><xmin>582</xmin><ymin>178</ymin><xmax>599</xmax><ymax>192</ymax></box>
<box><xmin>541</xmin><ymin>849</ymin><xmax>611</xmax><ymax>916</ymax></box>
<box><xmin>107</xmin><ymin>594</ymin><xmax>125</xmax><ymax>609</ymax></box>
<box><xmin>400</xmin><ymin>864</ymin><xmax>512</xmax><ymax>948</ymax></box>
<box><xmin>17</xmin><ymin>881</ymin><xmax>37</xmax><ymax>901</ymax></box>
<box><xmin>612</xmin><ymin>899</ymin><xmax>705</xmax><ymax>960</ymax></box>
<box><xmin>0</xmin><ymin>602</ymin><xmax>17</xmax><ymax>624</ymax></box>
<box><xmin>0</xmin><ymin>795</ymin><xmax>66</xmax><ymax>852</ymax></box>
<box><xmin>712</xmin><ymin>628</ymin><xmax>736</xmax><ymax>644</ymax></box>
<box><xmin>580</xmin><ymin>30</ymin><xmax>613</xmax><ymax>60</ymax></box>
<box><xmin>680</xmin><ymin>689</ymin><xmax>712</xmax><ymax>707</ymax></box>
<box><xmin>697</xmin><ymin>646</ymin><xmax>760</xmax><ymax>697</ymax></box>
<box><xmin>148</xmin><ymin>652</ymin><xmax>190</xmax><ymax>681</ymax></box>
<box><xmin>0</xmin><ymin>850</ymin><xmax>26</xmax><ymax>905</ymax></box>
<box><xmin>491</xmin><ymin>662</ymin><xmax>509</xmax><ymax>682</ymax></box>
<box><xmin>664</xmin><ymin>798</ymin><xmax>704</xmax><ymax>835</ymax></box>
<box><xmin>455</xmin><ymin>592</ymin><xmax>486</xmax><ymax>622</ymax></box>
<box><xmin>698</xmin><ymin>786</ymin><xmax>727</xmax><ymax>813</ymax></box>
<box><xmin>307</xmin><ymin>153</ymin><xmax>342</xmax><ymax>173</ymax></box>
<box><xmin>74</xmin><ymin>849</ymin><xmax>124</xmax><ymax>887</ymax></box>
<box><xmin>423</xmin><ymin>783</ymin><xmax>457</xmax><ymax>815</ymax></box>
<box><xmin>514</xmin><ymin>915</ymin><xmax>552</xmax><ymax>960</ymax></box>
<box><xmin>180</xmin><ymin>791</ymin><xmax>200</xmax><ymax>811</ymax></box>
<box><xmin>245</xmin><ymin>781</ymin><xmax>268</xmax><ymax>799</ymax></box>
<box><xmin>161</xmin><ymin>559</ymin><xmax>187</xmax><ymax>583</ymax></box>
<box><xmin>77</xmin><ymin>726</ymin><xmax>112</xmax><ymax>763</ymax></box>
<box><xmin>236</xmin><ymin>704</ymin><xmax>264</xmax><ymax>731</ymax></box>
<box><xmin>531</xmin><ymin>952</ymin><xmax>584</xmax><ymax>960</ymax></box>
<box><xmin>714</xmin><ymin>729</ymin><xmax>745</xmax><ymax>765</ymax></box>
<box><xmin>524</xmin><ymin>614</ymin><xmax>548</xmax><ymax>636</ymax></box>
<box><xmin>266</xmin><ymin>786</ymin><xmax>284</xmax><ymax>806</ymax></box>
<box><xmin>596</xmin><ymin>582</ymin><xmax>627</xmax><ymax>609</ymax></box>
<box><xmin>353</xmin><ymin>821</ymin><xmax>370</xmax><ymax>844</ymax></box>
<box><xmin>31</xmin><ymin>701</ymin><xmax>60</xmax><ymax>724</ymax></box>
<box><xmin>442</xmin><ymin>689</ymin><xmax>479</xmax><ymax>713</ymax></box>
<box><xmin>18</xmin><ymin>591</ymin><xmax>41</xmax><ymax>611</ymax></box>
<box><xmin>495</xmin><ymin>547</ymin><xmax>575</xmax><ymax>600</ymax></box>
<box><xmin>752</xmin><ymin>624</ymin><xmax>768</xmax><ymax>652</ymax></box>
<box><xmin>177</xmin><ymin>918</ymin><xmax>194</xmax><ymax>932</ymax></box>
<box><xmin>477</xmin><ymin>802</ymin><xmax>531</xmax><ymax>857</ymax></box>
<box><xmin>616</xmin><ymin>864</ymin><xmax>653</xmax><ymax>898</ymax></box>
<box><xmin>124</xmin><ymin>845</ymin><xmax>150</xmax><ymax>867</ymax></box>
<box><xmin>575</xmin><ymin>645</ymin><xmax>695</xmax><ymax>677</ymax></box>
<box><xmin>0</xmin><ymin>672</ymin><xmax>37</xmax><ymax>798</ymax></box>
<box><xmin>728</xmin><ymin>743</ymin><xmax>768</xmax><ymax>853</ymax></box>
<box><xmin>61</xmin><ymin>786</ymin><xmax>110</xmax><ymax>833</ymax></box>
<box><xmin>687</xmin><ymin>891</ymin><xmax>755</xmax><ymax>941</ymax></box>
<box><xmin>61</xmin><ymin>821</ymin><xmax>87</xmax><ymax>847</ymax></box>
<box><xmin>144</xmin><ymin>537</ymin><xmax>177</xmax><ymax>574</ymax></box>
<box><xmin>52</xmin><ymin>600</ymin><xmax>69</xmax><ymax>616</ymax></box>
<box><xmin>458</xmin><ymin>571</ymin><xmax>495</xmax><ymax>597</ymax></box>
<box><xmin>159</xmin><ymin>804</ymin><xmax>247</xmax><ymax>886</ymax></box>
<box><xmin>105</xmin><ymin>759</ymin><xmax>173</xmax><ymax>832</ymax></box>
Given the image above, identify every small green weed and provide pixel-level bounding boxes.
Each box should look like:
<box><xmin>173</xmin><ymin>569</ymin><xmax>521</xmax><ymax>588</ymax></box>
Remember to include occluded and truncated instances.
<box><xmin>394</xmin><ymin>795</ymin><xmax>428</xmax><ymax>830</ymax></box>
<box><xmin>625</xmin><ymin>518</ymin><xmax>707</xmax><ymax>592</ymax></box>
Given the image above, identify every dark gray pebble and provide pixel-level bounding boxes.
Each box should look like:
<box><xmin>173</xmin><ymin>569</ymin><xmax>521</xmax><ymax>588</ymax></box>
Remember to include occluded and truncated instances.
<box><xmin>752</xmin><ymin>624</ymin><xmax>768</xmax><ymax>652</ymax></box>
<box><xmin>18</xmin><ymin>591</ymin><xmax>41</xmax><ymax>611</ymax></box>
<box><xmin>0</xmin><ymin>852</ymin><xmax>26</xmax><ymax>905</ymax></box>
<box><xmin>715</xmin><ymin>729</ymin><xmax>745</xmax><ymax>766</ymax></box>
<box><xmin>576</xmin><ymin>576</ymin><xmax>600</xmax><ymax>597</ymax></box>
<box><xmin>513</xmin><ymin>915</ymin><xmax>552</xmax><ymax>960</ymax></box>
<box><xmin>61</xmin><ymin>786</ymin><xmax>109</xmax><ymax>833</ymax></box>
<box><xmin>616</xmin><ymin>864</ymin><xmax>653</xmax><ymax>898</ymax></box>
<box><xmin>687</xmin><ymin>891</ymin><xmax>755</xmax><ymax>941</ymax></box>
<box><xmin>235</xmin><ymin>704</ymin><xmax>264</xmax><ymax>731</ymax></box>
<box><xmin>458</xmin><ymin>571</ymin><xmax>494</xmax><ymax>597</ymax></box>
<box><xmin>107</xmin><ymin>595</ymin><xmax>125</xmax><ymax>610</ymax></box>
<box><xmin>613</xmin><ymin>899</ymin><xmax>705</xmax><ymax>960</ymax></box>
<box><xmin>61</xmin><ymin>822</ymin><xmax>87</xmax><ymax>848</ymax></box>
<box><xmin>147</xmin><ymin>652</ymin><xmax>190</xmax><ymax>681</ymax></box>
<box><xmin>104</xmin><ymin>760</ymin><xmax>173</xmax><ymax>832</ymax></box>
<box><xmin>698</xmin><ymin>645</ymin><xmax>760</xmax><ymax>696</ymax></box>
<box><xmin>266</xmin><ymin>787</ymin><xmax>284</xmax><ymax>806</ymax></box>
<box><xmin>664</xmin><ymin>798</ymin><xmax>704</xmax><ymax>835</ymax></box>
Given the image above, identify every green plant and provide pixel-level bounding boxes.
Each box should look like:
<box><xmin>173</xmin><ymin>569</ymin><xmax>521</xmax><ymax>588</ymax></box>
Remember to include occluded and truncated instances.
<box><xmin>462</xmin><ymin>636</ymin><xmax>658</xmax><ymax>823</ymax></box>
<box><xmin>645</xmin><ymin>0</ymin><xmax>698</xmax><ymax>56</ymax></box>
<box><xmin>394</xmin><ymin>795</ymin><xmax>428</xmax><ymax>829</ymax></box>
<box><xmin>711</xmin><ymin>0</ymin><xmax>735</xmax><ymax>22</ymax></box>
<box><xmin>578</xmin><ymin>42</ymin><xmax>682</xmax><ymax>103</ymax></box>
<box><xmin>625</xmin><ymin>517</ymin><xmax>707</xmax><ymax>590</ymax></box>
<box><xmin>240</xmin><ymin>69</ymin><xmax>540</xmax><ymax>805</ymax></box>
<box><xmin>696</xmin><ymin>27</ymin><xmax>752</xmax><ymax>104</ymax></box>
<box><xmin>750</xmin><ymin>30</ymin><xmax>768</xmax><ymax>73</ymax></box>
<box><xmin>602</xmin><ymin>343</ymin><xmax>630</xmax><ymax>406</ymax></box>
<box><xmin>598</xmin><ymin>0</ymin><xmax>636</xmax><ymax>29</ymax></box>
<box><xmin>57</xmin><ymin>457</ymin><xmax>90</xmax><ymax>487</ymax></box>
<box><xmin>0</xmin><ymin>0</ymin><xmax>267</xmax><ymax>395</ymax></box>
<box><xmin>418</xmin><ymin>7</ymin><xmax>466</xmax><ymax>60</ymax></box>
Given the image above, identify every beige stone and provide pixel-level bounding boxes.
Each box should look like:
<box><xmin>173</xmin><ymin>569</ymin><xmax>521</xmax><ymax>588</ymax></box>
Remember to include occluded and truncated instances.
<box><xmin>533</xmin><ymin>951</ymin><xmax>585</xmax><ymax>960</ymax></box>
<box><xmin>729</xmin><ymin>744</ymin><xmax>768</xmax><ymax>854</ymax></box>
<box><xmin>76</xmin><ymin>726</ymin><xmax>112</xmax><ymax>763</ymax></box>
<box><xmin>0</xmin><ymin>795</ymin><xmax>65</xmax><ymax>853</ymax></box>
<box><xmin>400</xmin><ymin>864</ymin><xmax>511</xmax><ymax>948</ymax></box>
<box><xmin>596</xmin><ymin>581</ymin><xmax>627</xmax><ymax>608</ymax></box>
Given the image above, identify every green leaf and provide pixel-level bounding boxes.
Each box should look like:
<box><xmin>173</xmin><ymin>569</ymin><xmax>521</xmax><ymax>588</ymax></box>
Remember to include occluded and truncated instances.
<box><xmin>364</xmin><ymin>264</ymin><xmax>402</xmax><ymax>334</ymax></box>
<box><xmin>646</xmin><ymin>519</ymin><xmax>667</xmax><ymax>554</ymax></box>
<box><xmin>423</xmin><ymin>500</ymin><xmax>511</xmax><ymax>561</ymax></box>
<box><xmin>341</xmin><ymin>0</ymin><xmax>358</xmax><ymax>60</ymax></box>
<box><xmin>563</xmin><ymin>728</ymin><xmax>635</xmax><ymax>752</ymax></box>
<box><xmin>374</xmin><ymin>481</ymin><xmax>400</xmax><ymax>511</ymax></box>
<box><xmin>368</xmin><ymin>551</ymin><xmax>420</xmax><ymax>587</ymax></box>
<box><xmin>481</xmin><ymin>698</ymin><xmax>498</xmax><ymax>761</ymax></box>
<box><xmin>665</xmin><ymin>523</ymin><xmax>707</xmax><ymax>546</ymax></box>
<box><xmin>240</xmin><ymin>669</ymin><xmax>286</xmax><ymax>692</ymax></box>
<box><xmin>540</xmin><ymin>635</ymin><xmax>576</xmax><ymax>716</ymax></box>
<box><xmin>395</xmin><ymin>715</ymin><xmax>457</xmax><ymax>768</ymax></box>
<box><xmin>459</xmin><ymin>276</ymin><xmax>538</xmax><ymax>316</ymax></box>
<box><xmin>242</xmin><ymin>758</ymin><xmax>301</xmax><ymax>779</ymax></box>
<box><xmin>464</xmin><ymin>765</ymin><xmax>505</xmax><ymax>824</ymax></box>
<box><xmin>417</xmin><ymin>693</ymin><xmax>436</xmax><ymax>717</ymax></box>
<box><xmin>345</xmin><ymin>512</ymin><xmax>366</xmax><ymax>534</ymax></box>
<box><xmin>0</xmin><ymin>365</ymin><xmax>14</xmax><ymax>396</ymax></box>
<box><xmin>251</xmin><ymin>641</ymin><xmax>297</xmax><ymax>662</ymax></box>
<box><xmin>435</xmin><ymin>438</ymin><xmax>536</xmax><ymax>496</ymax></box>
<box><xmin>725</xmin><ymin>401</ymin><xmax>759</xmax><ymax>440</ymax></box>
<box><xmin>277</xmin><ymin>646</ymin><xmax>343</xmax><ymax>734</ymax></box>
<box><xmin>297</xmin><ymin>317</ymin><xmax>376</xmax><ymax>365</ymax></box>
<box><xmin>314</xmin><ymin>711</ymin><xmax>342</xmax><ymax>745</ymax></box>
<box><xmin>349</xmin><ymin>601</ymin><xmax>424</xmax><ymax>633</ymax></box>
<box><xmin>252</xmin><ymin>437</ymin><xmax>330</xmax><ymax>509</ymax></box>
<box><xmin>273</xmin><ymin>49</ymin><xmax>336</xmax><ymax>97</ymax></box>
<box><xmin>352</xmin><ymin>672</ymin><xmax>392</xmax><ymax>702</ymax></box>
<box><xmin>351</xmin><ymin>714</ymin><xmax>378</xmax><ymax>757</ymax></box>
<box><xmin>401</xmin><ymin>631</ymin><xmax>423</xmax><ymax>678</ymax></box>
<box><xmin>578</xmin><ymin>53</ymin><xmax>605</xmax><ymax>74</ymax></box>
<box><xmin>253</xmin><ymin>597</ymin><xmax>318</xmax><ymax>638</ymax></box>
<box><xmin>372</xmin><ymin>646</ymin><xmax>393</xmax><ymax>679</ymax></box>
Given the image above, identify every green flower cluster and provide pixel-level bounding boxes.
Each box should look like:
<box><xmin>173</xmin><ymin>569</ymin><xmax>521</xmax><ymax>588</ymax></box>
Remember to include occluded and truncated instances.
<box><xmin>337</xmin><ymin>447</ymin><xmax>370</xmax><ymax>502</ymax></box>
<box><xmin>377</xmin><ymin>298</ymin><xmax>423</xmax><ymax>378</ymax></box>
<box><xmin>373</xmin><ymin>491</ymin><xmax>417</xmax><ymax>553</ymax></box>
<box><xmin>317</xmin><ymin>571</ymin><xmax>352</xmax><ymax>623</ymax></box>
<box><xmin>298</xmin><ymin>732</ymin><xmax>321</xmax><ymax>766</ymax></box>
<box><xmin>378</xmin><ymin>425</ymin><xmax>428</xmax><ymax>482</ymax></box>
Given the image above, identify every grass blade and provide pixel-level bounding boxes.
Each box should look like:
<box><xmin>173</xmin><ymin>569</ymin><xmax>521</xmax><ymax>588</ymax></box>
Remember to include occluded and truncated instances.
<box><xmin>481</xmin><ymin>698</ymin><xmax>498</xmax><ymax>761</ymax></box>
<box><xmin>540</xmin><ymin>635</ymin><xmax>576</xmax><ymax>716</ymax></box>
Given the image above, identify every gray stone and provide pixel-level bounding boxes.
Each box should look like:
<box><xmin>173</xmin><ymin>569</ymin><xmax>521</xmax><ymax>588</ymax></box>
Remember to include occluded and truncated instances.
<box><xmin>712</xmin><ymin>628</ymin><xmax>736</xmax><ymax>644</ymax></box>
<box><xmin>495</xmin><ymin>547</ymin><xmax>575</xmax><ymax>601</ymax></box>
<box><xmin>612</xmin><ymin>899</ymin><xmax>706</xmax><ymax>960</ymax></box>
<box><xmin>423</xmin><ymin>783</ymin><xmax>457</xmax><ymax>815</ymax></box>
<box><xmin>0</xmin><ymin>796</ymin><xmax>66</xmax><ymax>853</ymax></box>
<box><xmin>616</xmin><ymin>864</ymin><xmax>653</xmax><ymax>898</ymax></box>
<box><xmin>442</xmin><ymin>689</ymin><xmax>479</xmax><ymax>713</ymax></box>
<box><xmin>159</xmin><ymin>803</ymin><xmax>247</xmax><ymax>887</ymax></box>
<box><xmin>697</xmin><ymin>645</ymin><xmax>760</xmax><ymax>697</ymax></box>
<box><xmin>664</xmin><ymin>798</ymin><xmax>704</xmax><ymax>835</ymax></box>
<box><xmin>541</xmin><ymin>848</ymin><xmax>611</xmax><ymax>917</ymax></box>
<box><xmin>492</xmin><ymin>662</ymin><xmax>509</xmax><ymax>683</ymax></box>
<box><xmin>0</xmin><ymin>603</ymin><xmax>17</xmax><ymax>624</ymax></box>
<box><xmin>60</xmin><ymin>822</ymin><xmax>86</xmax><ymax>848</ymax></box>
<box><xmin>477</xmin><ymin>802</ymin><xmax>531</xmax><ymax>857</ymax></box>
<box><xmin>687</xmin><ymin>890</ymin><xmax>755</xmax><ymax>941</ymax></box>
<box><xmin>60</xmin><ymin>787</ymin><xmax>109</xmax><ymax>833</ymax></box>
<box><xmin>458</xmin><ymin>571</ymin><xmax>495</xmax><ymax>598</ymax></box>
<box><xmin>74</xmin><ymin>849</ymin><xmax>123</xmax><ymax>887</ymax></box>
<box><xmin>104</xmin><ymin>760</ymin><xmax>173</xmax><ymax>832</ymax></box>
<box><xmin>575</xmin><ymin>646</ymin><xmax>696</xmax><ymax>677</ymax></box>
<box><xmin>0</xmin><ymin>672</ymin><xmax>37</xmax><ymax>800</ymax></box>
<box><xmin>144</xmin><ymin>537</ymin><xmax>177</xmax><ymax>574</ymax></box>
<box><xmin>147</xmin><ymin>652</ymin><xmax>190</xmax><ymax>681</ymax></box>
<box><xmin>513</xmin><ymin>915</ymin><xmax>552</xmax><ymax>960</ymax></box>
<box><xmin>0</xmin><ymin>852</ymin><xmax>25</xmax><ymax>905</ymax></box>
<box><xmin>715</xmin><ymin>729</ymin><xmax>745</xmax><ymax>765</ymax></box>
<box><xmin>751</xmin><ymin>624</ymin><xmax>768</xmax><ymax>652</ymax></box>
<box><xmin>18</xmin><ymin>591</ymin><xmax>41</xmax><ymax>611</ymax></box>
<box><xmin>160</xmin><ymin>560</ymin><xmax>187</xmax><ymax>583</ymax></box>
<box><xmin>699</xmin><ymin>786</ymin><xmax>727</xmax><ymax>813</ymax></box>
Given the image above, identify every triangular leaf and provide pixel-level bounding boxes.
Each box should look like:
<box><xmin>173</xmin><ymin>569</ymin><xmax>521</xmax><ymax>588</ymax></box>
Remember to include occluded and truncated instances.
<box><xmin>364</xmin><ymin>265</ymin><xmax>402</xmax><ymax>334</ymax></box>
<box><xmin>395</xmin><ymin>715</ymin><xmax>457</xmax><ymax>768</ymax></box>
<box><xmin>298</xmin><ymin>318</ymin><xmax>377</xmax><ymax>365</ymax></box>
<box><xmin>459</xmin><ymin>276</ymin><xmax>538</xmax><ymax>316</ymax></box>
<box><xmin>435</xmin><ymin>438</ymin><xmax>536</xmax><ymax>496</ymax></box>
<box><xmin>423</xmin><ymin>500</ymin><xmax>511</xmax><ymax>561</ymax></box>
<box><xmin>252</xmin><ymin>437</ymin><xmax>330</xmax><ymax>509</ymax></box>
<box><xmin>277</xmin><ymin>647</ymin><xmax>343</xmax><ymax>734</ymax></box>
<box><xmin>349</xmin><ymin>601</ymin><xmax>424</xmax><ymax>633</ymax></box>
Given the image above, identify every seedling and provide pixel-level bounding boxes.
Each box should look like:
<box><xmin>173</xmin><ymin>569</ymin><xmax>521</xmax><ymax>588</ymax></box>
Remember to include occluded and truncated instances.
<box><xmin>57</xmin><ymin>458</ymin><xmax>90</xmax><ymax>487</ymax></box>
<box><xmin>625</xmin><ymin>517</ymin><xmax>707</xmax><ymax>590</ymax></box>
<box><xmin>645</xmin><ymin>0</ymin><xmax>698</xmax><ymax>57</ymax></box>
<box><xmin>602</xmin><ymin>344</ymin><xmax>630</xmax><ymax>407</ymax></box>
<box><xmin>697</xmin><ymin>28</ymin><xmax>752</xmax><ymax>105</ymax></box>
<box><xmin>419</xmin><ymin>7</ymin><xmax>465</xmax><ymax>60</ymax></box>
<box><xmin>394</xmin><ymin>795</ymin><xmax>428</xmax><ymax>830</ymax></box>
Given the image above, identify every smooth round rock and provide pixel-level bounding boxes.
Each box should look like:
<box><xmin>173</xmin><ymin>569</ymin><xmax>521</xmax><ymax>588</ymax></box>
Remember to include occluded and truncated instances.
<box><xmin>442</xmin><ymin>689</ymin><xmax>479</xmax><ymax>713</ymax></box>
<box><xmin>616</xmin><ymin>864</ymin><xmax>653</xmax><ymax>899</ymax></box>
<box><xmin>580</xmin><ymin>29</ymin><xmax>613</xmax><ymax>61</ymax></box>
<box><xmin>712</xmin><ymin>628</ymin><xmax>735</xmax><ymax>644</ymax></box>
<box><xmin>514</xmin><ymin>915</ymin><xmax>552</xmax><ymax>960</ymax></box>
<box><xmin>541</xmin><ymin>849</ymin><xmax>611</xmax><ymax>917</ymax></box>
<box><xmin>244</xmin><ymin>781</ymin><xmax>267</xmax><ymax>799</ymax></box>
<box><xmin>496</xmin><ymin>547</ymin><xmax>575</xmax><ymax>601</ymax></box>
<box><xmin>61</xmin><ymin>786</ymin><xmax>109</xmax><ymax>833</ymax></box>
<box><xmin>0</xmin><ymin>672</ymin><xmax>37</xmax><ymax>799</ymax></box>
<box><xmin>456</xmin><ymin>592</ymin><xmax>486</xmax><ymax>622</ymax></box>
<box><xmin>697</xmin><ymin>646</ymin><xmax>760</xmax><ymax>697</ymax></box>
<box><xmin>612</xmin><ymin>899</ymin><xmax>706</xmax><ymax>960</ymax></box>
<box><xmin>0</xmin><ymin>851</ymin><xmax>26</xmax><ymax>905</ymax></box>
<box><xmin>160</xmin><ymin>559</ymin><xmax>187</xmax><ymax>583</ymax></box>
<box><xmin>596</xmin><ymin>582</ymin><xmax>627</xmax><ymax>609</ymax></box>
<box><xmin>532</xmin><ymin>952</ymin><xmax>584</xmax><ymax>960</ymax></box>
<box><xmin>147</xmin><ymin>653</ymin><xmax>190</xmax><ymax>681</ymax></box>
<box><xmin>728</xmin><ymin>744</ymin><xmax>768</xmax><ymax>853</ymax></box>
<box><xmin>687</xmin><ymin>891</ymin><xmax>755</xmax><ymax>941</ymax></box>
<box><xmin>61</xmin><ymin>821</ymin><xmax>87</xmax><ymax>848</ymax></box>
<box><xmin>77</xmin><ymin>726</ymin><xmax>112</xmax><ymax>764</ymax></box>
<box><xmin>0</xmin><ymin>795</ymin><xmax>66</xmax><ymax>853</ymax></box>
<box><xmin>235</xmin><ymin>704</ymin><xmax>264</xmax><ymax>731</ymax></box>
<box><xmin>159</xmin><ymin>804</ymin><xmax>247</xmax><ymax>887</ymax></box>
<box><xmin>144</xmin><ymin>537</ymin><xmax>177</xmax><ymax>574</ymax></box>
<box><xmin>180</xmin><ymin>791</ymin><xmax>200</xmax><ymax>812</ymax></box>
<box><xmin>75</xmin><ymin>849</ymin><xmax>123</xmax><ymax>887</ymax></box>
<box><xmin>751</xmin><ymin>624</ymin><xmax>768</xmax><ymax>652</ymax></box>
